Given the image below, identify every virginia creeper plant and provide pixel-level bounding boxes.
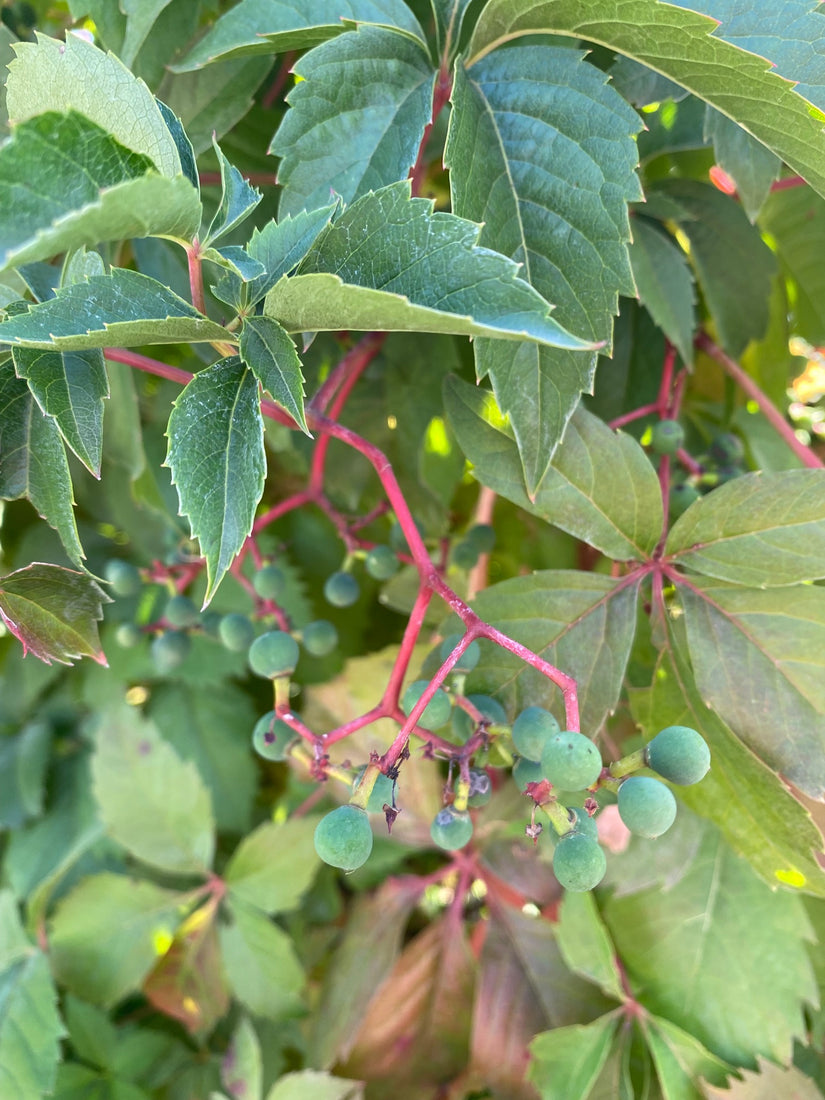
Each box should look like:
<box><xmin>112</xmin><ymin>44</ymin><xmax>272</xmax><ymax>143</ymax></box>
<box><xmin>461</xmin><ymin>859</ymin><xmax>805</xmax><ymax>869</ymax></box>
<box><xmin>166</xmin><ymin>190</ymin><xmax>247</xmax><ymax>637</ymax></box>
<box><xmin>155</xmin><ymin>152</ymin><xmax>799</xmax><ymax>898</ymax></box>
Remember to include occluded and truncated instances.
<box><xmin>2</xmin><ymin>1</ymin><xmax>825</xmax><ymax>1098</ymax></box>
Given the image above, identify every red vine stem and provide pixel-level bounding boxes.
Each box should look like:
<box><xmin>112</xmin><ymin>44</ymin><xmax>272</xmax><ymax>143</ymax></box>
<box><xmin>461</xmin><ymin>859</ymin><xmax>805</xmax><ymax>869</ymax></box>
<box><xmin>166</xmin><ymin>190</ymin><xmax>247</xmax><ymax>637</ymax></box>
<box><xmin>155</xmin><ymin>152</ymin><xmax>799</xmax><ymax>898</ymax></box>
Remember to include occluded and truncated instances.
<box><xmin>696</xmin><ymin>331</ymin><xmax>824</xmax><ymax>469</ymax></box>
<box><xmin>186</xmin><ymin>240</ymin><xmax>206</xmax><ymax>316</ymax></box>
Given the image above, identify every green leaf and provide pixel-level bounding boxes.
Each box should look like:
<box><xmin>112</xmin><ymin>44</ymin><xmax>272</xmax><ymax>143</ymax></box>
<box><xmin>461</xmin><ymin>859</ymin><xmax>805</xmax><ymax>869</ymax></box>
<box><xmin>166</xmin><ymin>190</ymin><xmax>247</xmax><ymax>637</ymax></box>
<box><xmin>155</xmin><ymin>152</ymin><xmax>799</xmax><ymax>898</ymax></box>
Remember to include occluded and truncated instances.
<box><xmin>430</xmin><ymin>0</ymin><xmax>475</xmax><ymax>55</ymax></box>
<box><xmin>12</xmin><ymin>346</ymin><xmax>108</xmax><ymax>476</ymax></box>
<box><xmin>644</xmin><ymin>1014</ymin><xmax>733</xmax><ymax>1098</ymax></box>
<box><xmin>0</xmin><ymin>269</ymin><xmax>232</xmax><ymax>351</ymax></box>
<box><xmin>224</xmin><ymin>819</ymin><xmax>320</xmax><ymax>914</ymax></box>
<box><xmin>219</xmin><ymin>899</ymin><xmax>305</xmax><ymax>1021</ymax></box>
<box><xmin>758</xmin><ymin>184</ymin><xmax>825</xmax><ymax>345</ymax></box>
<box><xmin>166</xmin><ymin>357</ymin><xmax>265</xmax><ymax>605</ymax></box>
<box><xmin>265</xmin><ymin>182</ymin><xmax>595</xmax><ymax>350</ymax></box>
<box><xmin>120</xmin><ymin>0</ymin><xmax>175</xmax><ymax>67</ymax></box>
<box><xmin>638</xmin><ymin>640</ymin><xmax>825</xmax><ymax>897</ymax></box>
<box><xmin>239</xmin><ymin>317</ymin><xmax>308</xmax><ymax>433</ymax></box>
<box><xmin>677</xmin><ymin>577</ymin><xmax>825</xmax><ymax>798</ymax></box>
<box><xmin>0</xmin><ymin>719</ymin><xmax>52</xmax><ymax>829</ymax></box>
<box><xmin>467</xmin><ymin>1</ymin><xmax>825</xmax><ymax>204</ymax></box>
<box><xmin>0</xmin><ymin>890</ymin><xmax>64</xmax><ymax>1100</ymax></box>
<box><xmin>0</xmin><ymin>564</ymin><xmax>107</xmax><ymax>665</ymax></box>
<box><xmin>454</xmin><ymin>571</ymin><xmax>641</xmax><ymax>736</ymax></box>
<box><xmin>265</xmin><ymin>1071</ymin><xmax>364</xmax><ymax>1100</ymax></box>
<box><xmin>444</xmin><ymin>376</ymin><xmax>663</xmax><ymax>560</ymax></box>
<box><xmin>173</xmin><ymin>0</ymin><xmax>426</xmax><ymax>70</ymax></box>
<box><xmin>222</xmin><ymin>1017</ymin><xmax>263</xmax><ymax>1100</ymax></box>
<box><xmin>203</xmin><ymin>138</ymin><xmax>261</xmax><ymax>247</ymax></box>
<box><xmin>702</xmin><ymin>1055</ymin><xmax>825</xmax><ymax>1099</ymax></box>
<box><xmin>7</xmin><ymin>31</ymin><xmax>184</xmax><ymax>177</ymax></box>
<box><xmin>628</xmin><ymin>218</ymin><xmax>695</xmax><ymax>363</ymax></box>
<box><xmin>704</xmin><ymin>107</ymin><xmax>780</xmax><ymax>222</ymax></box>
<box><xmin>48</xmin><ymin>873</ymin><xmax>185</xmax><ymax>1007</ymax></box>
<box><xmin>0</xmin><ymin>363</ymin><xmax>85</xmax><ymax>566</ymax></box>
<box><xmin>446</xmin><ymin>48</ymin><xmax>641</xmax><ymax>490</ymax></box>
<box><xmin>63</xmin><ymin>996</ymin><xmax>118</xmax><ymax>1073</ymax></box>
<box><xmin>0</xmin><ymin>110</ymin><xmax>199</xmax><ymax>273</ymax></box>
<box><xmin>654</xmin><ymin>180</ymin><xmax>777</xmax><ymax>356</ymax></box>
<box><xmin>555</xmin><ymin>893</ymin><xmax>623</xmax><ymax>1002</ymax></box>
<box><xmin>602</xmin><ymin>827</ymin><xmax>817</xmax><ymax>1067</ymax></box>
<box><xmin>528</xmin><ymin>1015</ymin><xmax>618</xmax><ymax>1100</ymax></box>
<box><xmin>666</xmin><ymin>470</ymin><xmax>825</xmax><ymax>586</ymax></box>
<box><xmin>271</xmin><ymin>27</ymin><xmax>435</xmax><ymax>216</ymax></box>
<box><xmin>91</xmin><ymin>704</ymin><xmax>215</xmax><ymax>875</ymax></box>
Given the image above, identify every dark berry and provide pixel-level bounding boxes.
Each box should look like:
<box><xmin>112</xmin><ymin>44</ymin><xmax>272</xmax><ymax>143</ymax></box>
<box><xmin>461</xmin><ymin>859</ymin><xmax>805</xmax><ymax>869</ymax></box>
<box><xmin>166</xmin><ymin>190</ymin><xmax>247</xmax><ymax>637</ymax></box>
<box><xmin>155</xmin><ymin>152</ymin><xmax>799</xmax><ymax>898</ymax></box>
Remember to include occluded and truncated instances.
<box><xmin>464</xmin><ymin>524</ymin><xmax>496</xmax><ymax>554</ymax></box>
<box><xmin>452</xmin><ymin>694</ymin><xmax>507</xmax><ymax>742</ymax></box>
<box><xmin>467</xmin><ymin>768</ymin><xmax>492</xmax><ymax>807</ymax></box>
<box><xmin>709</xmin><ymin>431</ymin><xmax>744</xmax><ymax>466</ymax></box>
<box><xmin>669</xmin><ymin>483</ymin><xmax>701</xmax><ymax>518</ymax></box>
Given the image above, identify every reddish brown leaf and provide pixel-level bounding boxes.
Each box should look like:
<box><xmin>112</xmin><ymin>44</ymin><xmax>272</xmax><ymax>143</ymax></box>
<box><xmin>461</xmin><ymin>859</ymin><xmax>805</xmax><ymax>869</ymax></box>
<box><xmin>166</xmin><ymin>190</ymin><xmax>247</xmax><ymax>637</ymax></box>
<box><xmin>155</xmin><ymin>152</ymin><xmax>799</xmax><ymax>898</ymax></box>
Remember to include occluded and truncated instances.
<box><xmin>0</xmin><ymin>563</ymin><xmax>109</xmax><ymax>665</ymax></box>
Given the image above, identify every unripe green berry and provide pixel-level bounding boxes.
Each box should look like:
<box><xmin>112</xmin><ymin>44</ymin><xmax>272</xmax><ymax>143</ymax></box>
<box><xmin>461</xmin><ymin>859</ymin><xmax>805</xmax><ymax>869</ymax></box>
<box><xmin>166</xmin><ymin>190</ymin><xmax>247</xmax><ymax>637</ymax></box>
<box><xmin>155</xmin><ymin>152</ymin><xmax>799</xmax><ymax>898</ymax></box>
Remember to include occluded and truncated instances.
<box><xmin>253</xmin><ymin>564</ymin><xmax>286</xmax><ymax>601</ymax></box>
<box><xmin>151</xmin><ymin>630</ymin><xmax>190</xmax><ymax>674</ymax></box>
<box><xmin>669</xmin><ymin>483</ymin><xmax>701</xmax><ymax>518</ymax></box>
<box><xmin>324</xmin><ymin>571</ymin><xmax>360</xmax><ymax>608</ymax></box>
<box><xmin>451</xmin><ymin>539</ymin><xmax>479</xmax><ymax>571</ymax></box>
<box><xmin>651</xmin><ymin>419</ymin><xmax>685</xmax><ymax>456</ymax></box>
<box><xmin>553</xmin><ymin>832</ymin><xmax>606</xmax><ymax>891</ymax></box>
<box><xmin>439</xmin><ymin>633</ymin><xmax>480</xmax><ymax>673</ymax></box>
<box><xmin>104</xmin><ymin>559</ymin><xmax>141</xmax><ymax>597</ymax></box>
<box><xmin>115</xmin><ymin>622</ymin><xmax>143</xmax><ymax>648</ymax></box>
<box><xmin>511</xmin><ymin>706</ymin><xmax>560</xmax><ymax>763</ymax></box>
<box><xmin>709</xmin><ymin>431</ymin><xmax>744</xmax><ymax>466</ymax></box>
<box><xmin>430</xmin><ymin>806</ymin><xmax>473</xmax><ymax>851</ymax></box>
<box><xmin>248</xmin><ymin>630</ymin><xmax>299</xmax><ymax>679</ymax></box>
<box><xmin>352</xmin><ymin>766</ymin><xmax>395</xmax><ymax>813</ymax></box>
<box><xmin>513</xmin><ymin>756</ymin><xmax>544</xmax><ymax>791</ymax></box>
<box><xmin>452</xmin><ymin>694</ymin><xmax>508</xmax><ymax>742</ymax></box>
<box><xmin>646</xmin><ymin>725</ymin><xmax>710</xmax><ymax>786</ymax></box>
<box><xmin>401</xmin><ymin>680</ymin><xmax>452</xmax><ymax>730</ymax></box>
<box><xmin>314</xmin><ymin>805</ymin><xmax>373</xmax><ymax>871</ymax></box>
<box><xmin>389</xmin><ymin>518</ymin><xmax>425</xmax><ymax>554</ymax></box>
<box><xmin>467</xmin><ymin>768</ymin><xmax>492</xmax><ymax>807</ymax></box>
<box><xmin>218</xmin><ymin>613</ymin><xmax>255</xmax><ymax>653</ymax></box>
<box><xmin>252</xmin><ymin>711</ymin><xmax>293</xmax><ymax>761</ymax></box>
<box><xmin>200</xmin><ymin>610</ymin><xmax>223</xmax><ymax>637</ymax></box>
<box><xmin>618</xmin><ymin>776</ymin><xmax>677</xmax><ymax>838</ymax></box>
<box><xmin>302</xmin><ymin>620</ymin><xmax>338</xmax><ymax>657</ymax></box>
<box><xmin>541</xmin><ymin>732</ymin><xmax>602</xmax><ymax>791</ymax></box>
<box><xmin>365</xmin><ymin>545</ymin><xmax>399</xmax><ymax>580</ymax></box>
<box><xmin>564</xmin><ymin>806</ymin><xmax>599</xmax><ymax>841</ymax></box>
<box><xmin>163</xmin><ymin>594</ymin><xmax>199</xmax><ymax>629</ymax></box>
<box><xmin>464</xmin><ymin>523</ymin><xmax>496</xmax><ymax>554</ymax></box>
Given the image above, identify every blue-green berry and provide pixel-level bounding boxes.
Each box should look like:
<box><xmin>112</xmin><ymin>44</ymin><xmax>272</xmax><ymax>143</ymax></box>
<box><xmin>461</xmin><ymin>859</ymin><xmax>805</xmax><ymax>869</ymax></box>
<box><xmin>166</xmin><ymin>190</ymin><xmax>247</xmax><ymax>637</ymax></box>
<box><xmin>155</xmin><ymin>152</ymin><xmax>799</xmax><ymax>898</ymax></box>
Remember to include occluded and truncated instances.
<box><xmin>252</xmin><ymin>711</ymin><xmax>294</xmax><ymax>761</ymax></box>
<box><xmin>618</xmin><ymin>776</ymin><xmax>677</xmax><ymax>838</ymax></box>
<box><xmin>365</xmin><ymin>545</ymin><xmax>399</xmax><ymax>580</ymax></box>
<box><xmin>253</xmin><ymin>564</ymin><xmax>286</xmax><ymax>601</ymax></box>
<box><xmin>302</xmin><ymin>620</ymin><xmax>338</xmax><ymax>657</ymax></box>
<box><xmin>324</xmin><ymin>571</ymin><xmax>360</xmax><ymax>608</ymax></box>
<box><xmin>511</xmin><ymin>706</ymin><xmax>560</xmax><ymax>763</ymax></box>
<box><xmin>430</xmin><ymin>806</ymin><xmax>473</xmax><ymax>851</ymax></box>
<box><xmin>163</xmin><ymin>594</ymin><xmax>199</xmax><ymax>629</ymax></box>
<box><xmin>248</xmin><ymin>630</ymin><xmax>300</xmax><ymax>678</ymax></box>
<box><xmin>151</xmin><ymin>630</ymin><xmax>190</xmax><ymax>673</ymax></box>
<box><xmin>401</xmin><ymin>680</ymin><xmax>452</xmax><ymax>730</ymax></box>
<box><xmin>314</xmin><ymin>805</ymin><xmax>373</xmax><ymax>871</ymax></box>
<box><xmin>104</xmin><ymin>559</ymin><xmax>141</xmax><ymax>597</ymax></box>
<box><xmin>218</xmin><ymin>613</ymin><xmax>255</xmax><ymax>653</ymax></box>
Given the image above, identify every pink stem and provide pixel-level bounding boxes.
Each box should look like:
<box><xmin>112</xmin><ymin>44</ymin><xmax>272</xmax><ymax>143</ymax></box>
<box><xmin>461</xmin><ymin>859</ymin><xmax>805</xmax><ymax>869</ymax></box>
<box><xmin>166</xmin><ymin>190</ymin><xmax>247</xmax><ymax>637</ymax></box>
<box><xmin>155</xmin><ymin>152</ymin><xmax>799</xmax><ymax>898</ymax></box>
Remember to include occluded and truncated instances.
<box><xmin>186</xmin><ymin>241</ymin><xmax>206</xmax><ymax>316</ymax></box>
<box><xmin>609</xmin><ymin>402</ymin><xmax>659</xmax><ymax>430</ymax></box>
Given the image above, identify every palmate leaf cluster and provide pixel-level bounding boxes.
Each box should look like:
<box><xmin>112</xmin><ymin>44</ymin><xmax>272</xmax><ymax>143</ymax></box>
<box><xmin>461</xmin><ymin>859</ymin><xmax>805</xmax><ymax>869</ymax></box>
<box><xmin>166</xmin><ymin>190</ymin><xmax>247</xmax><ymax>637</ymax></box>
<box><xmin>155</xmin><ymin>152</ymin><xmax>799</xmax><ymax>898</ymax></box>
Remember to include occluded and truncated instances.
<box><xmin>2</xmin><ymin>1</ymin><xmax>825</xmax><ymax>1098</ymax></box>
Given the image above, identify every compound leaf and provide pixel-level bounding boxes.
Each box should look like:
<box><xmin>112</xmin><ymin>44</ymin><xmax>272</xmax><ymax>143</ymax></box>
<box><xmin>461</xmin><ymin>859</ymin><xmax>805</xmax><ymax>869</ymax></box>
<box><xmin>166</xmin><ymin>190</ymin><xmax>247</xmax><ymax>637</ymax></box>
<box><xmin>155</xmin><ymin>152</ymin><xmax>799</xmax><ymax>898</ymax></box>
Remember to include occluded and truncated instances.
<box><xmin>203</xmin><ymin>139</ymin><xmax>261</xmax><ymax>247</ymax></box>
<box><xmin>644</xmin><ymin>1015</ymin><xmax>733</xmax><ymax>1096</ymax></box>
<box><xmin>239</xmin><ymin>316</ymin><xmax>308</xmax><ymax>433</ymax></box>
<box><xmin>91</xmin><ymin>705</ymin><xmax>215</xmax><ymax>875</ymax></box>
<box><xmin>666</xmin><ymin>470</ymin><xmax>825</xmax><ymax>586</ymax></box>
<box><xmin>174</xmin><ymin>0</ymin><xmax>426</xmax><ymax>70</ymax></box>
<box><xmin>0</xmin><ymin>564</ymin><xmax>107</xmax><ymax>665</ymax></box>
<box><xmin>12</xmin><ymin>345</ymin><xmax>108</xmax><ymax>476</ymax></box>
<box><xmin>271</xmin><ymin>26</ymin><xmax>435</xmax><ymax>216</ymax></box>
<box><xmin>166</xmin><ymin>357</ymin><xmax>265</xmax><ymax>605</ymax></box>
<box><xmin>0</xmin><ymin>363</ymin><xmax>84</xmax><ymax>567</ymax></box>
<box><xmin>0</xmin><ymin>269</ymin><xmax>232</xmax><ymax>350</ymax></box>
<box><xmin>265</xmin><ymin>182</ymin><xmax>595</xmax><ymax>350</ymax></box>
<box><xmin>446</xmin><ymin>47</ymin><xmax>641</xmax><ymax>490</ymax></box>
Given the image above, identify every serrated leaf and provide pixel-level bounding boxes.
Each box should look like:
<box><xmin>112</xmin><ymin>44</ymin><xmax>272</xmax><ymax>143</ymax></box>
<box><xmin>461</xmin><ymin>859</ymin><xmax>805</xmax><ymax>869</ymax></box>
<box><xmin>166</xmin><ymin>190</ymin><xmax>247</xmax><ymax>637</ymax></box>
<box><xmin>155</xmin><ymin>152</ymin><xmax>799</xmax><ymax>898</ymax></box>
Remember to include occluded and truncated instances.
<box><xmin>222</xmin><ymin>1017</ymin><xmax>263</xmax><ymax>1100</ymax></box>
<box><xmin>91</xmin><ymin>705</ymin><xmax>215</xmax><ymax>875</ymax></box>
<box><xmin>271</xmin><ymin>26</ymin><xmax>435</xmax><ymax>216</ymax></box>
<box><xmin>0</xmin><ymin>720</ymin><xmax>51</xmax><ymax>830</ymax></box>
<box><xmin>666</xmin><ymin>470</ymin><xmax>825</xmax><ymax>586</ymax></box>
<box><xmin>239</xmin><ymin>317</ymin><xmax>308</xmax><ymax>433</ymax></box>
<box><xmin>224</xmin><ymin>819</ymin><xmax>320</xmax><ymax>914</ymax></box>
<box><xmin>677</xmin><ymin>577</ymin><xmax>825</xmax><ymax>798</ymax></box>
<box><xmin>758</xmin><ymin>184</ymin><xmax>825</xmax><ymax>345</ymax></box>
<box><xmin>702</xmin><ymin>1055</ymin><xmax>825</xmax><ymax>1099</ymax></box>
<box><xmin>0</xmin><ymin>363</ymin><xmax>85</xmax><ymax>566</ymax></box>
<box><xmin>528</xmin><ymin>1015</ymin><xmax>619</xmax><ymax>1100</ymax></box>
<box><xmin>0</xmin><ymin>269</ymin><xmax>232</xmax><ymax>351</ymax></box>
<box><xmin>204</xmin><ymin>246</ymin><xmax>266</xmax><ymax>282</ymax></box>
<box><xmin>0</xmin><ymin>110</ymin><xmax>199</xmax><ymax>273</ymax></box>
<box><xmin>12</xmin><ymin>345</ymin><xmax>108</xmax><ymax>476</ymax></box>
<box><xmin>48</xmin><ymin>873</ymin><xmax>185</xmax><ymax>1007</ymax></box>
<box><xmin>219</xmin><ymin>899</ymin><xmax>305</xmax><ymax>1022</ymax></box>
<box><xmin>467</xmin><ymin>1</ymin><xmax>825</xmax><ymax>204</ymax></box>
<box><xmin>628</xmin><ymin>218</ymin><xmax>696</xmax><ymax>363</ymax></box>
<box><xmin>166</xmin><ymin>357</ymin><xmax>265</xmax><ymax>604</ymax></box>
<box><xmin>445</xmin><ymin>375</ymin><xmax>663</xmax><ymax>560</ymax></box>
<box><xmin>603</xmin><ymin>827</ymin><xmax>817</xmax><ymax>1067</ymax></box>
<box><xmin>7</xmin><ymin>31</ymin><xmax>183</xmax><ymax>176</ymax></box>
<box><xmin>265</xmin><ymin>182</ymin><xmax>594</xmax><ymax>350</ymax></box>
<box><xmin>143</xmin><ymin>895</ymin><xmax>230</xmax><ymax>1036</ymax></box>
<box><xmin>704</xmin><ymin>107</ymin><xmax>780</xmax><ymax>222</ymax></box>
<box><xmin>555</xmin><ymin>893</ymin><xmax>623</xmax><ymax>1002</ymax></box>
<box><xmin>0</xmin><ymin>564</ymin><xmax>107</xmax><ymax>665</ymax></box>
<box><xmin>203</xmin><ymin>138</ymin><xmax>261</xmax><ymax>247</ymax></box>
<box><xmin>446</xmin><ymin>48</ymin><xmax>641</xmax><ymax>490</ymax></box>
<box><xmin>653</xmin><ymin>180</ymin><xmax>777</xmax><ymax>356</ymax></box>
<box><xmin>453</xmin><ymin>571</ymin><xmax>640</xmax><ymax>734</ymax></box>
<box><xmin>644</xmin><ymin>1015</ymin><xmax>733</xmax><ymax>1098</ymax></box>
<box><xmin>0</xmin><ymin>890</ymin><xmax>64</xmax><ymax>1100</ymax></box>
<box><xmin>155</xmin><ymin>99</ymin><xmax>199</xmax><ymax>193</ymax></box>
<box><xmin>639</xmin><ymin>640</ymin><xmax>825</xmax><ymax>897</ymax></box>
<box><xmin>174</xmin><ymin>0</ymin><xmax>426</xmax><ymax>70</ymax></box>
<box><xmin>265</xmin><ymin>1071</ymin><xmax>364</xmax><ymax>1100</ymax></box>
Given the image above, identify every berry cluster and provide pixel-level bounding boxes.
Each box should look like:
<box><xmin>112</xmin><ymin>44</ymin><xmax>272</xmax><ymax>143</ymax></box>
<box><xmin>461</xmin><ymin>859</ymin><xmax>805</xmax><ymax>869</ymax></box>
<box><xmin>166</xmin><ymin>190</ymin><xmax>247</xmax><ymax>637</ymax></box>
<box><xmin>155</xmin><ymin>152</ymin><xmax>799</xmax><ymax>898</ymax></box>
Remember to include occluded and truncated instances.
<box><xmin>646</xmin><ymin>421</ymin><xmax>749</xmax><ymax>518</ymax></box>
